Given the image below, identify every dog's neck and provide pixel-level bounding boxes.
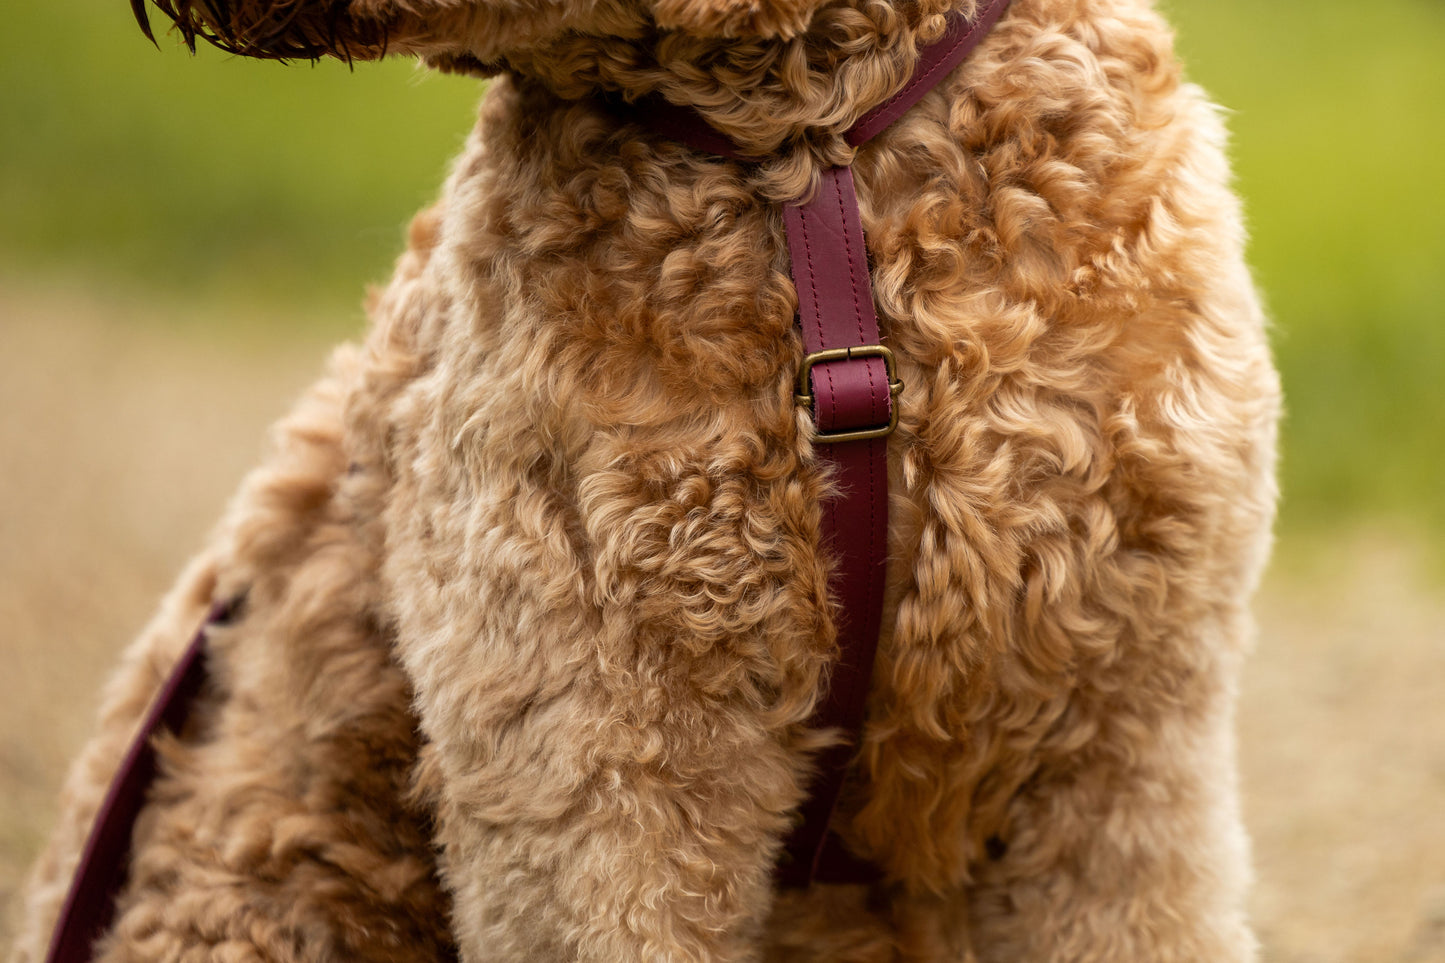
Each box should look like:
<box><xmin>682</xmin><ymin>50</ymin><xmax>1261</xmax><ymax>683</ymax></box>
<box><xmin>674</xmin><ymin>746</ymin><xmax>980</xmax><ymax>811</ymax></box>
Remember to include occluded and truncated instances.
<box><xmin>492</xmin><ymin>0</ymin><xmax>973</xmax><ymax>163</ymax></box>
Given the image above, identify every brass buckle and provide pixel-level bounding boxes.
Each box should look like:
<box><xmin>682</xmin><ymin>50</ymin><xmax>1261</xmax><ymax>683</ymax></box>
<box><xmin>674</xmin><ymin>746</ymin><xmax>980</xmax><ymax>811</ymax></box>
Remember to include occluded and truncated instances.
<box><xmin>794</xmin><ymin>345</ymin><xmax>905</xmax><ymax>444</ymax></box>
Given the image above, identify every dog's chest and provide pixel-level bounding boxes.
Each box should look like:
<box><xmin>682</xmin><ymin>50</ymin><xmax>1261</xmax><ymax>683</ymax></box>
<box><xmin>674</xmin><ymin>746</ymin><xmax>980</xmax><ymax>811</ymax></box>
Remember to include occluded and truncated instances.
<box><xmin>366</xmin><ymin>31</ymin><xmax>1276</xmax><ymax>885</ymax></box>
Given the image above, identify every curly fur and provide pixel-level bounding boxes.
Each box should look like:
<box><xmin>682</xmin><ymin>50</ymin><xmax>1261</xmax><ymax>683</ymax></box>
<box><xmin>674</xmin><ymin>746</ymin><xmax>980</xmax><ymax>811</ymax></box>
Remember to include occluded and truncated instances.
<box><xmin>13</xmin><ymin>0</ymin><xmax>1279</xmax><ymax>959</ymax></box>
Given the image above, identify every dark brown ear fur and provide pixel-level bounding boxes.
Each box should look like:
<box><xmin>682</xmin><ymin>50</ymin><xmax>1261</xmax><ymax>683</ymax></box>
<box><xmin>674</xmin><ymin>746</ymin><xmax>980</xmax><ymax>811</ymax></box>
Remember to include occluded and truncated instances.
<box><xmin>649</xmin><ymin>0</ymin><xmax>829</xmax><ymax>38</ymax></box>
<box><xmin>131</xmin><ymin>0</ymin><xmax>391</xmax><ymax>61</ymax></box>
<box><xmin>132</xmin><ymin>0</ymin><xmax>842</xmax><ymax>61</ymax></box>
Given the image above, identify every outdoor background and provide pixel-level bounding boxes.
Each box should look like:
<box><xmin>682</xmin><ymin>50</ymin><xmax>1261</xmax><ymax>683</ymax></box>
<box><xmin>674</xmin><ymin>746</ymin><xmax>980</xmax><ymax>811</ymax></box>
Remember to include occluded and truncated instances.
<box><xmin>2</xmin><ymin>0</ymin><xmax>1442</xmax><ymax>958</ymax></box>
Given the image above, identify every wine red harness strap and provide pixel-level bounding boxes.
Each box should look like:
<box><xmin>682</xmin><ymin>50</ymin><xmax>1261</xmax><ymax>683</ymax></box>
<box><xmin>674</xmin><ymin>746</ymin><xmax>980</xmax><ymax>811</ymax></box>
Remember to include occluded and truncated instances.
<box><xmin>45</xmin><ymin>597</ymin><xmax>241</xmax><ymax>963</ymax></box>
<box><xmin>627</xmin><ymin>0</ymin><xmax>1012</xmax><ymax>887</ymax></box>
<box><xmin>46</xmin><ymin>4</ymin><xmax>1009</xmax><ymax>958</ymax></box>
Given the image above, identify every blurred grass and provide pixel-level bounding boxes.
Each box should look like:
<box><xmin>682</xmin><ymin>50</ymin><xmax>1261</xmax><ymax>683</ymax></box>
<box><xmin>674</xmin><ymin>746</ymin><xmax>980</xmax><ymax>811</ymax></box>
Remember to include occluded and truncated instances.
<box><xmin>1163</xmin><ymin>0</ymin><xmax>1445</xmax><ymax>551</ymax></box>
<box><xmin>0</xmin><ymin>0</ymin><xmax>480</xmax><ymax>319</ymax></box>
<box><xmin>2</xmin><ymin>0</ymin><xmax>1443</xmax><ymax>547</ymax></box>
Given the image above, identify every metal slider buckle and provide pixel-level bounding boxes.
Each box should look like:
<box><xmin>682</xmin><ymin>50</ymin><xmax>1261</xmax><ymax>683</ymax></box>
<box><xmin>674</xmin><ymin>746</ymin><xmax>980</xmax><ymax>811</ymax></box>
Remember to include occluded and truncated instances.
<box><xmin>794</xmin><ymin>344</ymin><xmax>905</xmax><ymax>444</ymax></box>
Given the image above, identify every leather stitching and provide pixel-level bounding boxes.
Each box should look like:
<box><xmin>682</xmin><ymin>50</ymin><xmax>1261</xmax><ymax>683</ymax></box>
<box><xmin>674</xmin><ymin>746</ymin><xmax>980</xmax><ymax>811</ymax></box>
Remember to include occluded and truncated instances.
<box><xmin>795</xmin><ymin>205</ymin><xmax>838</xmax><ymax>428</ymax></box>
<box><xmin>830</xmin><ymin>169</ymin><xmax>887</xmax><ymax>426</ymax></box>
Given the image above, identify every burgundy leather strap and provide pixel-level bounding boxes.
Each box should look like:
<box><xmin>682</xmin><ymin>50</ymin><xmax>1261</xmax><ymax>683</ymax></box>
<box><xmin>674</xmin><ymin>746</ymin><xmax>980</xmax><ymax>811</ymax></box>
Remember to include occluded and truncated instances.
<box><xmin>617</xmin><ymin>0</ymin><xmax>1009</xmax><ymax>887</ymax></box>
<box><xmin>846</xmin><ymin>0</ymin><xmax>1012</xmax><ymax>147</ymax></box>
<box><xmin>784</xmin><ymin>167</ymin><xmax>894</xmax><ymax>438</ymax></box>
<box><xmin>621</xmin><ymin>94</ymin><xmax>755</xmax><ymax>162</ymax></box>
<box><xmin>774</xmin><ymin>166</ymin><xmax>892</xmax><ymax>886</ymax></box>
<box><xmin>618</xmin><ymin>0</ymin><xmax>1011</xmax><ymax>163</ymax></box>
<box><xmin>45</xmin><ymin>598</ymin><xmax>239</xmax><ymax>963</ymax></box>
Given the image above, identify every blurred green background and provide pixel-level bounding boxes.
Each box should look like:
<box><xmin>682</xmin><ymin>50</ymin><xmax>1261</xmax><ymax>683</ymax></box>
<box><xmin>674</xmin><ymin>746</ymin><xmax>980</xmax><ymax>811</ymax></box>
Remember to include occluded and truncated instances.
<box><xmin>1</xmin><ymin>0</ymin><xmax>1443</xmax><ymax>543</ymax></box>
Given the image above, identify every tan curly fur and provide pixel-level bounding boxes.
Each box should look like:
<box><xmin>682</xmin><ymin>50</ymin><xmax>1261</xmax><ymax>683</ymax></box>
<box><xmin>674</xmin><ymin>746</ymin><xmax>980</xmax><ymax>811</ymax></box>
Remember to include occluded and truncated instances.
<box><xmin>12</xmin><ymin>0</ymin><xmax>1279</xmax><ymax>959</ymax></box>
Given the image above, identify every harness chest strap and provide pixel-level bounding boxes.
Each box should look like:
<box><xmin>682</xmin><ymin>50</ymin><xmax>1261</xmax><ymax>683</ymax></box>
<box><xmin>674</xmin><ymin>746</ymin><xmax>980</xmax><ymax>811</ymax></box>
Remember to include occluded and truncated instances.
<box><xmin>629</xmin><ymin>0</ymin><xmax>1012</xmax><ymax>887</ymax></box>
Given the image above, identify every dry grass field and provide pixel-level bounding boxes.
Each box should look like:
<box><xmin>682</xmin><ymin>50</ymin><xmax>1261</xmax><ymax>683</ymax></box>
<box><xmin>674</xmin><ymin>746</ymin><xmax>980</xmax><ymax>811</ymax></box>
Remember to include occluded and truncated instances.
<box><xmin>3</xmin><ymin>279</ymin><xmax>1443</xmax><ymax>960</ymax></box>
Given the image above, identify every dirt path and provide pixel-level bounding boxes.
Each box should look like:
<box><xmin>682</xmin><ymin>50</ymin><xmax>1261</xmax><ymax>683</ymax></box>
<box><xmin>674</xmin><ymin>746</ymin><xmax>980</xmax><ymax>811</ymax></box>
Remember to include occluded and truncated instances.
<box><xmin>1245</xmin><ymin>542</ymin><xmax>1445</xmax><ymax>962</ymax></box>
<box><xmin>2</xmin><ymin>282</ymin><xmax>1442</xmax><ymax>960</ymax></box>
<box><xmin>0</xmin><ymin>280</ymin><xmax>339</xmax><ymax>937</ymax></box>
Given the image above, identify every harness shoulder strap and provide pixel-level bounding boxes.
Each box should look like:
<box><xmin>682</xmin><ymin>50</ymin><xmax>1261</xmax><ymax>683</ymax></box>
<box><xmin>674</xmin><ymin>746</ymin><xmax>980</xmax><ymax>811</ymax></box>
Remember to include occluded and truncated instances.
<box><xmin>625</xmin><ymin>0</ymin><xmax>1011</xmax><ymax>161</ymax></box>
<box><xmin>847</xmin><ymin>0</ymin><xmax>1013</xmax><ymax>146</ymax></box>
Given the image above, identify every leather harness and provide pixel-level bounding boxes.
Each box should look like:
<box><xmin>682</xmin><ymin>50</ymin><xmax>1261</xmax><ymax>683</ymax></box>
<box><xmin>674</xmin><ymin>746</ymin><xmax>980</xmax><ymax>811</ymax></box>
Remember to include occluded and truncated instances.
<box><xmin>625</xmin><ymin>0</ymin><xmax>1010</xmax><ymax>887</ymax></box>
<box><xmin>45</xmin><ymin>4</ymin><xmax>1008</xmax><ymax>957</ymax></box>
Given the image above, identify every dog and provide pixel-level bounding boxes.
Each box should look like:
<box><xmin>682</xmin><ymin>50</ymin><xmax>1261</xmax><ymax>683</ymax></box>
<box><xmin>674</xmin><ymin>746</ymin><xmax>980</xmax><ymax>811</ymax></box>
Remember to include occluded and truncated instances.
<box><xmin>13</xmin><ymin>0</ymin><xmax>1280</xmax><ymax>959</ymax></box>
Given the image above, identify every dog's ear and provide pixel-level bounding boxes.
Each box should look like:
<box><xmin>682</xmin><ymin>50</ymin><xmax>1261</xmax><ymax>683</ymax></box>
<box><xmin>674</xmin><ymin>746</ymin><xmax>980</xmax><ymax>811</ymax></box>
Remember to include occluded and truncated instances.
<box><xmin>648</xmin><ymin>0</ymin><xmax>831</xmax><ymax>39</ymax></box>
<box><xmin>131</xmin><ymin>0</ymin><xmax>411</xmax><ymax>61</ymax></box>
